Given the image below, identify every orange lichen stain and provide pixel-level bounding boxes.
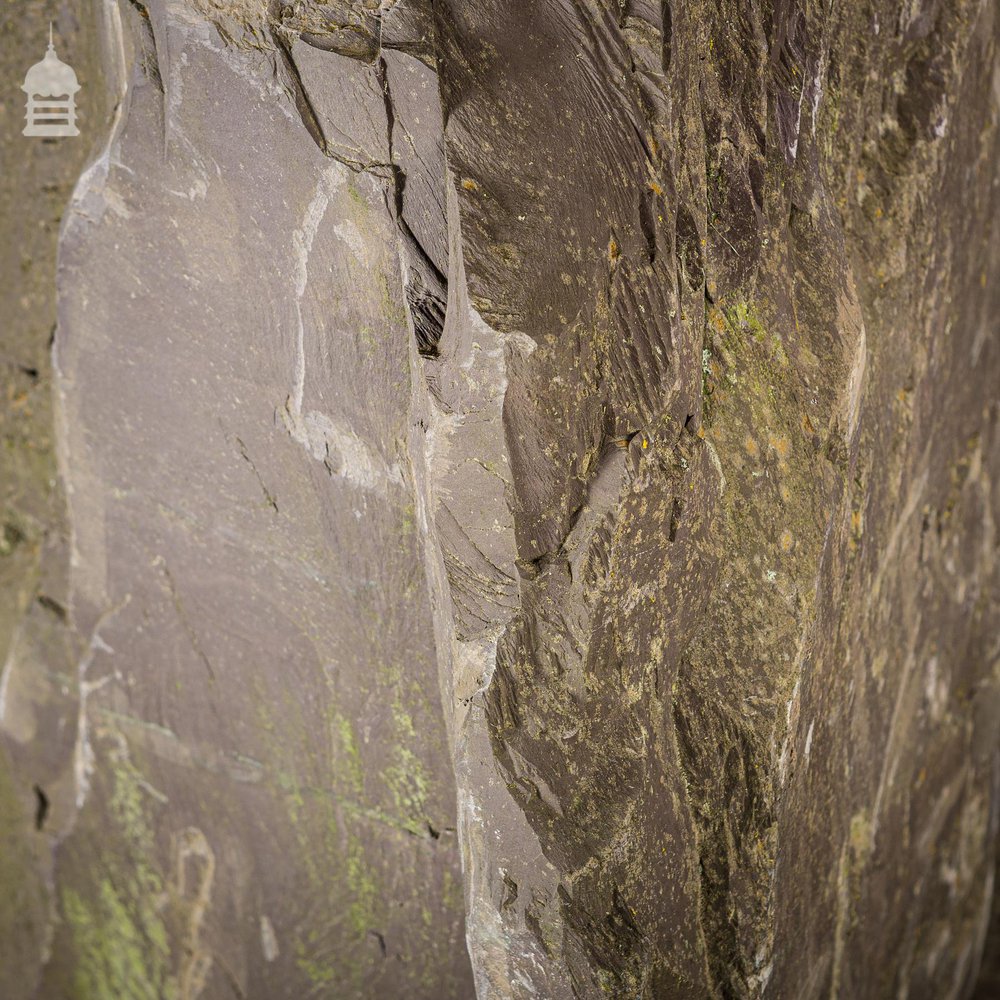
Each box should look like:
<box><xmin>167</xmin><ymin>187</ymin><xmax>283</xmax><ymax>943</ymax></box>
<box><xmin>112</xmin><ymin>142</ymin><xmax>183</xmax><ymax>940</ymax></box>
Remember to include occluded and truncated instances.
<box><xmin>608</xmin><ymin>237</ymin><xmax>619</xmax><ymax>263</ymax></box>
<box><xmin>744</xmin><ymin>435</ymin><xmax>759</xmax><ymax>458</ymax></box>
<box><xmin>697</xmin><ymin>426</ymin><xmax>706</xmax><ymax>440</ymax></box>
<box><xmin>461</xmin><ymin>177</ymin><xmax>480</xmax><ymax>192</ymax></box>
<box><xmin>780</xmin><ymin>530</ymin><xmax>794</xmax><ymax>551</ymax></box>
<box><xmin>648</xmin><ymin>180</ymin><xmax>664</xmax><ymax>196</ymax></box>
<box><xmin>801</xmin><ymin>413</ymin><xmax>816</xmax><ymax>435</ymax></box>
<box><xmin>769</xmin><ymin>434</ymin><xmax>791</xmax><ymax>459</ymax></box>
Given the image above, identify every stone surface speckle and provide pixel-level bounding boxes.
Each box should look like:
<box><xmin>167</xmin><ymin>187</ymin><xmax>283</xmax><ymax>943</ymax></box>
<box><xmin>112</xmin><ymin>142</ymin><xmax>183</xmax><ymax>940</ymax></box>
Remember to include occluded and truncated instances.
<box><xmin>1</xmin><ymin>0</ymin><xmax>998</xmax><ymax>997</ymax></box>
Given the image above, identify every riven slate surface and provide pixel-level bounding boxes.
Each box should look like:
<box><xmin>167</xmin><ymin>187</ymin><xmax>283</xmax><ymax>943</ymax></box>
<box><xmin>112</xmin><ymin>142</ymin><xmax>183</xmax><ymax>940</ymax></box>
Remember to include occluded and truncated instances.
<box><xmin>0</xmin><ymin>1</ymin><xmax>998</xmax><ymax>998</ymax></box>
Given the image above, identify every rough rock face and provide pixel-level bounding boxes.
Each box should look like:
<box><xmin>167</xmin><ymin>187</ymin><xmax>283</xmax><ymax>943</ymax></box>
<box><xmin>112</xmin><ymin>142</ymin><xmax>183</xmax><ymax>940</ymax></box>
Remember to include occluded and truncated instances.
<box><xmin>0</xmin><ymin>3</ymin><xmax>113</xmax><ymax>995</ymax></box>
<box><xmin>1</xmin><ymin>0</ymin><xmax>998</xmax><ymax>998</ymax></box>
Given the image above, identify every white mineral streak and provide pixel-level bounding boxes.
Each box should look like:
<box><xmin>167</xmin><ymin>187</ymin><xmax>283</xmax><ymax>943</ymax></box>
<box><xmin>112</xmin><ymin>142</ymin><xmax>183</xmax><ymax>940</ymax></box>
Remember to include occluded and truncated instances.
<box><xmin>260</xmin><ymin>915</ymin><xmax>280</xmax><ymax>963</ymax></box>
<box><xmin>0</xmin><ymin>640</ymin><xmax>14</xmax><ymax>727</ymax></box>
<box><xmin>845</xmin><ymin>322</ymin><xmax>868</xmax><ymax>441</ymax></box>
<box><xmin>283</xmin><ymin>166</ymin><xmax>404</xmax><ymax>490</ymax></box>
<box><xmin>74</xmin><ymin>599</ymin><xmax>129</xmax><ymax>809</ymax></box>
<box><xmin>811</xmin><ymin>50</ymin><xmax>826</xmax><ymax>136</ymax></box>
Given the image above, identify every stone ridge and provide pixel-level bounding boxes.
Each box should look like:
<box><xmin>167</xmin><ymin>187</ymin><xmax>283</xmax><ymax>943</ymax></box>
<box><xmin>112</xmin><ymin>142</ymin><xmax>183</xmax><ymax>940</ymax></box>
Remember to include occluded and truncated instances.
<box><xmin>0</xmin><ymin>1</ymin><xmax>996</xmax><ymax>998</ymax></box>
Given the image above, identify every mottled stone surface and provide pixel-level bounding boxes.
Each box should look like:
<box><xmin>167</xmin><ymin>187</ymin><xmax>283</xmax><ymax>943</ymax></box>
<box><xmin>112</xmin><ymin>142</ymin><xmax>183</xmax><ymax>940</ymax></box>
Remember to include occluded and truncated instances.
<box><xmin>4</xmin><ymin>3</ymin><xmax>471</xmax><ymax>997</ymax></box>
<box><xmin>0</xmin><ymin>3</ymin><xmax>112</xmax><ymax>996</ymax></box>
<box><xmin>1</xmin><ymin>0</ymin><xmax>998</xmax><ymax>997</ymax></box>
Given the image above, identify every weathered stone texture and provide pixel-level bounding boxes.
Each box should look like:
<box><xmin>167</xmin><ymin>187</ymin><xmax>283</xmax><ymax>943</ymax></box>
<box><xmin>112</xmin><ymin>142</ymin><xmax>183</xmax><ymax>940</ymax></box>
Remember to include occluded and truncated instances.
<box><xmin>0</xmin><ymin>0</ymin><xmax>998</xmax><ymax>998</ymax></box>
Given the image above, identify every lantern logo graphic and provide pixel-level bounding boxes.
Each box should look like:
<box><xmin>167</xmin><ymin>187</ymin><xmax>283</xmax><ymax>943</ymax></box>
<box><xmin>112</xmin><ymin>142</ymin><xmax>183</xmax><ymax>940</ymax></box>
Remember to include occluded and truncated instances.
<box><xmin>22</xmin><ymin>25</ymin><xmax>80</xmax><ymax>137</ymax></box>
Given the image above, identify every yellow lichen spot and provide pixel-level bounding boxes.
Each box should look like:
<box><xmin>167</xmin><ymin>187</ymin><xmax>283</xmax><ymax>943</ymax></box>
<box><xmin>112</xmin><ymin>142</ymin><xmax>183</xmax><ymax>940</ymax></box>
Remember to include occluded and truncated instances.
<box><xmin>849</xmin><ymin>811</ymin><xmax>872</xmax><ymax>859</ymax></box>
<box><xmin>769</xmin><ymin>434</ymin><xmax>791</xmax><ymax>459</ymax></box>
<box><xmin>851</xmin><ymin>510</ymin><xmax>863</xmax><ymax>535</ymax></box>
<box><xmin>801</xmin><ymin>413</ymin><xmax>816</xmax><ymax>435</ymax></box>
<box><xmin>561</xmin><ymin>272</ymin><xmax>573</xmax><ymax>285</ymax></box>
<box><xmin>744</xmin><ymin>435</ymin><xmax>759</xmax><ymax>458</ymax></box>
<box><xmin>608</xmin><ymin>237</ymin><xmax>619</xmax><ymax>263</ymax></box>
<box><xmin>780</xmin><ymin>529</ymin><xmax>793</xmax><ymax>551</ymax></box>
<box><xmin>871</xmin><ymin>650</ymin><xmax>888</xmax><ymax>680</ymax></box>
<box><xmin>648</xmin><ymin>180</ymin><xmax>664</xmax><ymax>196</ymax></box>
<box><xmin>697</xmin><ymin>426</ymin><xmax>705</xmax><ymax>439</ymax></box>
<box><xmin>642</xmin><ymin>438</ymin><xmax>649</xmax><ymax>449</ymax></box>
<box><xmin>461</xmin><ymin>177</ymin><xmax>480</xmax><ymax>192</ymax></box>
